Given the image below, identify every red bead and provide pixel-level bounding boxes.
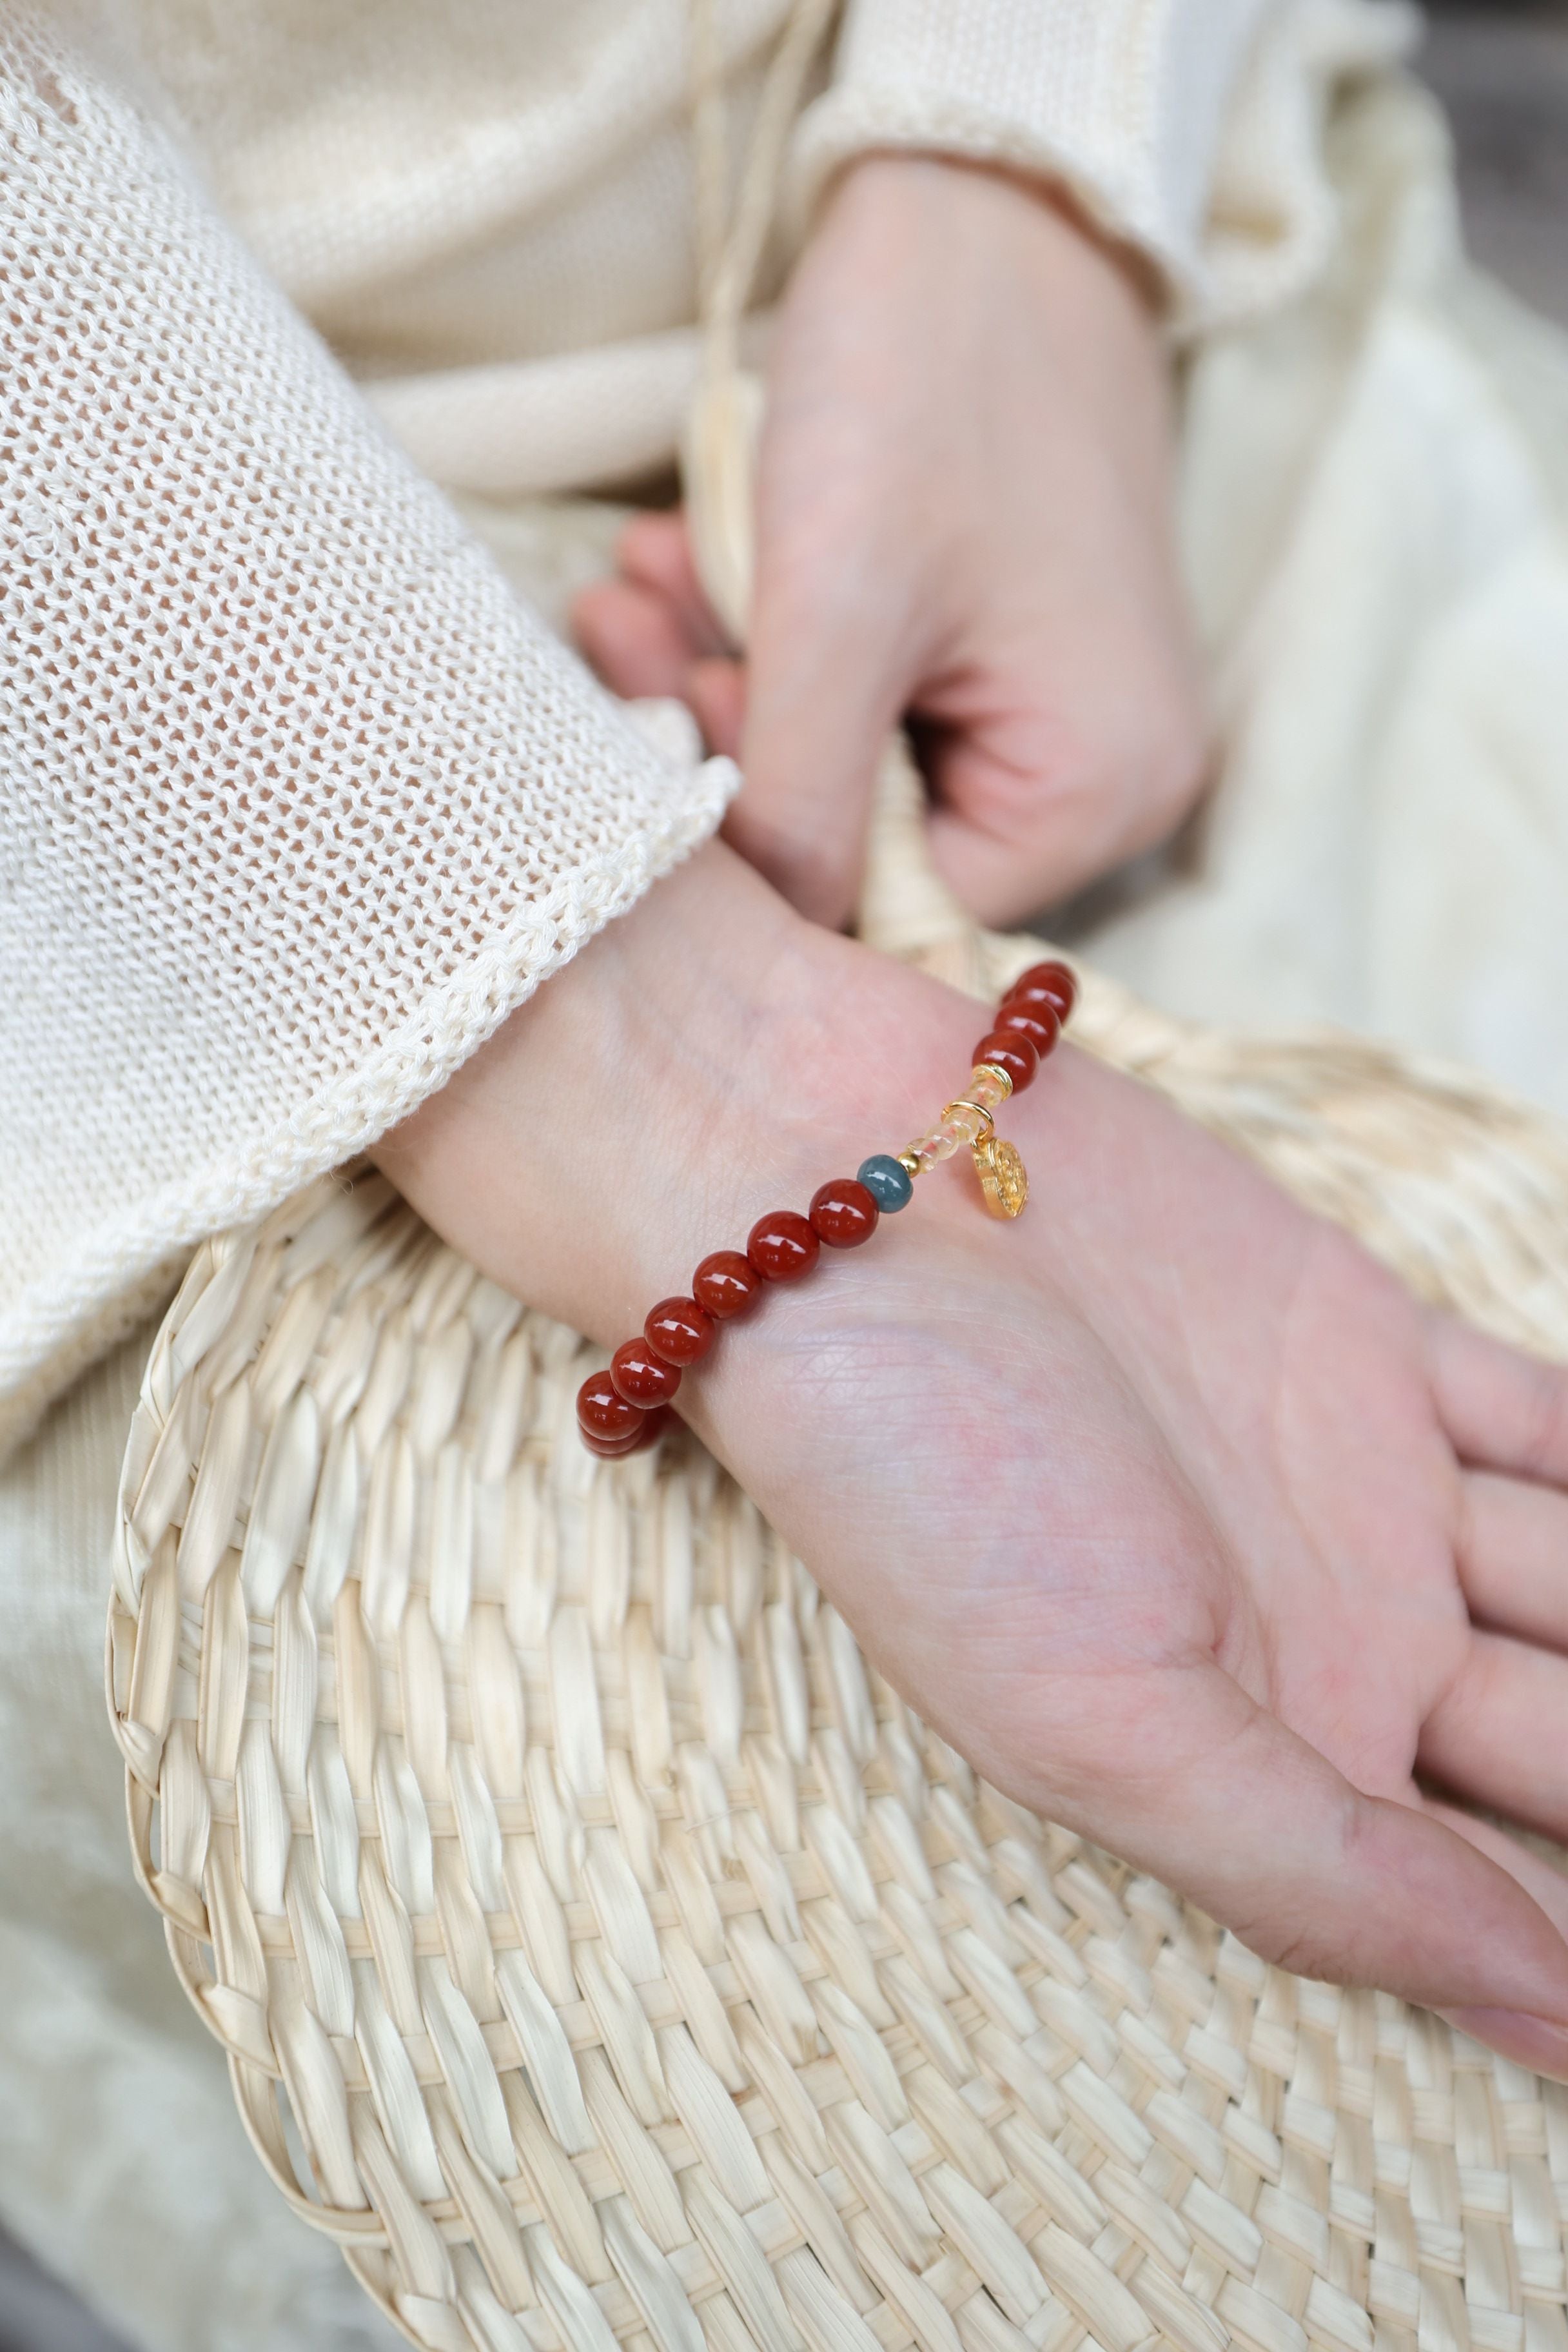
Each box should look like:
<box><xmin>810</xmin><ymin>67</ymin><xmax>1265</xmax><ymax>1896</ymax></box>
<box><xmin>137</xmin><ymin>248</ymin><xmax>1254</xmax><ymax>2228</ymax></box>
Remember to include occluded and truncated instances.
<box><xmin>577</xmin><ymin>1371</ymin><xmax>645</xmax><ymax>1442</ymax></box>
<box><xmin>643</xmin><ymin>1296</ymin><xmax>714</xmax><ymax>1366</ymax></box>
<box><xmin>582</xmin><ymin>1425</ymin><xmax>641</xmax><ymax>1458</ymax></box>
<box><xmin>993</xmin><ymin>999</ymin><xmax>1060</xmax><ymax>1057</ymax></box>
<box><xmin>973</xmin><ymin>1028</ymin><xmax>1039</xmax><ymax>1092</ymax></box>
<box><xmin>611</xmin><ymin>1337</ymin><xmax>682</xmax><ymax>1406</ymax></box>
<box><xmin>693</xmin><ymin>1250</ymin><xmax>761</xmax><ymax>1320</ymax></box>
<box><xmin>747</xmin><ymin>1210</ymin><xmax>820</xmax><ymax>1282</ymax></box>
<box><xmin>1005</xmin><ymin>959</ymin><xmax>1077</xmax><ymax>1023</ymax></box>
<box><xmin>808</xmin><ymin>1179</ymin><xmax>880</xmax><ymax>1249</ymax></box>
<box><xmin>584</xmin><ymin>1405</ymin><xmax>670</xmax><ymax>1458</ymax></box>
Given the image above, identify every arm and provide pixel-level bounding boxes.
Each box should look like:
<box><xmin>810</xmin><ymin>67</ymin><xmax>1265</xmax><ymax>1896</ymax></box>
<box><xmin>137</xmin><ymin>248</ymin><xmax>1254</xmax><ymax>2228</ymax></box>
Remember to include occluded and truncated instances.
<box><xmin>0</xmin><ymin>14</ymin><xmax>732</xmax><ymax>1450</ymax></box>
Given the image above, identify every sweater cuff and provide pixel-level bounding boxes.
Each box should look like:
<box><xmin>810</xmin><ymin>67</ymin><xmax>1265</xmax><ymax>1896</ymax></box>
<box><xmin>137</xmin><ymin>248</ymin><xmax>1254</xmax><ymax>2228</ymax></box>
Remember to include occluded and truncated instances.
<box><xmin>0</xmin><ymin>16</ymin><xmax>738</xmax><ymax>1457</ymax></box>
<box><xmin>790</xmin><ymin>0</ymin><xmax>1417</xmax><ymax>331</ymax></box>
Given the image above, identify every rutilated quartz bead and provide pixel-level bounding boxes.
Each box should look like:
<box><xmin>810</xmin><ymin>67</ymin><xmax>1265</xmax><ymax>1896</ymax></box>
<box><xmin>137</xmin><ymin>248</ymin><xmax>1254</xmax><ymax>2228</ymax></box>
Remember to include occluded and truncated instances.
<box><xmin>941</xmin><ymin>1099</ymin><xmax>989</xmax><ymax>1143</ymax></box>
<box><xmin>968</xmin><ymin>1064</ymin><xmax>1013</xmax><ymax>1111</ymax></box>
<box><xmin>901</xmin><ymin>1102</ymin><xmax>977</xmax><ymax>1172</ymax></box>
<box><xmin>902</xmin><ymin>1129</ymin><xmax>952</xmax><ymax>1175</ymax></box>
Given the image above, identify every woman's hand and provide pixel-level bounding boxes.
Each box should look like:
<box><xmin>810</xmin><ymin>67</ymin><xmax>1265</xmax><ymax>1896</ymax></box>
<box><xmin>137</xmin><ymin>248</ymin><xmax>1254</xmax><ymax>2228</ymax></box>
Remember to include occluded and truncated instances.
<box><xmin>574</xmin><ymin>154</ymin><xmax>1209</xmax><ymax>928</ymax></box>
<box><xmin>379</xmin><ymin>844</ymin><xmax>1568</xmax><ymax>2073</ymax></box>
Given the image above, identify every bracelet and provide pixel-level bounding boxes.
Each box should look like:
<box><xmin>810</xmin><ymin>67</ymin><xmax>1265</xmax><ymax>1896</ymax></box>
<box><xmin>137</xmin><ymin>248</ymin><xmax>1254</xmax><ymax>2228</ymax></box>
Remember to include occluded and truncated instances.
<box><xmin>576</xmin><ymin>960</ymin><xmax>1077</xmax><ymax>1456</ymax></box>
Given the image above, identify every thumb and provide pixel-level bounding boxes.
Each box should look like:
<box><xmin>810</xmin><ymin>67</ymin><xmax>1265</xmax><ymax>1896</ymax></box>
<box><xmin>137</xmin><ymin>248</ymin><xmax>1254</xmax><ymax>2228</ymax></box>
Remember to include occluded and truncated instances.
<box><xmin>729</xmin><ymin>550</ymin><xmax>909</xmax><ymax>929</ymax></box>
<box><xmin>1086</xmin><ymin>1663</ymin><xmax>1568</xmax><ymax>2048</ymax></box>
<box><xmin>920</xmin><ymin>660</ymin><xmax>1210</xmax><ymax>930</ymax></box>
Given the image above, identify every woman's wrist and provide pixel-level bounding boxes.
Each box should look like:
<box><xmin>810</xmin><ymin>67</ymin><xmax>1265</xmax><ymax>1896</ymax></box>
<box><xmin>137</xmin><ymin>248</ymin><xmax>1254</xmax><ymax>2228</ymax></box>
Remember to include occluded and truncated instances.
<box><xmin>832</xmin><ymin>148</ymin><xmax>1162</xmax><ymax>320</ymax></box>
<box><xmin>373</xmin><ymin>843</ymin><xmax>980</xmax><ymax>1343</ymax></box>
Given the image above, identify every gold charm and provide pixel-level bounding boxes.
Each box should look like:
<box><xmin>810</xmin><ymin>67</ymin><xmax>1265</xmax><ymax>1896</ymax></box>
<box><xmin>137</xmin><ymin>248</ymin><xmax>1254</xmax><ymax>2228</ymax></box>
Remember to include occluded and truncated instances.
<box><xmin>973</xmin><ymin>1133</ymin><xmax>1028</xmax><ymax>1218</ymax></box>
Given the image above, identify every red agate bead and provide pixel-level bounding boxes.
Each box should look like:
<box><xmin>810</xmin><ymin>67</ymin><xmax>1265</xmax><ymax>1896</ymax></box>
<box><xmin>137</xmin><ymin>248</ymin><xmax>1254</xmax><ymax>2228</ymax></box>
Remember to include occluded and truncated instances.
<box><xmin>576</xmin><ymin>1372</ymin><xmax>645</xmax><ymax>1444</ymax></box>
<box><xmin>808</xmin><ymin>1179</ymin><xmax>879</xmax><ymax>1248</ymax></box>
<box><xmin>993</xmin><ymin>999</ymin><xmax>1060</xmax><ymax>1057</ymax></box>
<box><xmin>747</xmin><ymin>1210</ymin><xmax>819</xmax><ymax>1282</ymax></box>
<box><xmin>972</xmin><ymin>1028</ymin><xmax>1039</xmax><ymax>1092</ymax></box>
<box><xmin>611</xmin><ymin>1337</ymin><xmax>682</xmax><ymax>1406</ymax></box>
<box><xmin>583</xmin><ymin>1405</ymin><xmax>670</xmax><ymax>1458</ymax></box>
<box><xmin>1006</xmin><ymin>960</ymin><xmax>1077</xmax><ymax>1022</ymax></box>
<box><xmin>643</xmin><ymin>1296</ymin><xmax>714</xmax><ymax>1366</ymax></box>
<box><xmin>693</xmin><ymin>1250</ymin><xmax>761</xmax><ymax>1319</ymax></box>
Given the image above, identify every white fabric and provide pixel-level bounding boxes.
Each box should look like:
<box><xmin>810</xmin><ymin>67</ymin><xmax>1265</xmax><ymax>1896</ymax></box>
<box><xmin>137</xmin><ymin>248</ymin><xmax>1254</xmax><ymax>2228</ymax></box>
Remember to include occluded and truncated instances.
<box><xmin>0</xmin><ymin>0</ymin><xmax>1400</xmax><ymax>1455</ymax></box>
<box><xmin>1090</xmin><ymin>81</ymin><xmax>1568</xmax><ymax>1108</ymax></box>
<box><xmin>798</xmin><ymin>0</ymin><xmax>1415</xmax><ymax>328</ymax></box>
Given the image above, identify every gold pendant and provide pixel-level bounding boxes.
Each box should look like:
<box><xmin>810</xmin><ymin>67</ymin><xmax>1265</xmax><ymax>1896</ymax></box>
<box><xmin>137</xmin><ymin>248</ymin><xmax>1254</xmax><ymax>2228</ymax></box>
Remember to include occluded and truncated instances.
<box><xmin>972</xmin><ymin>1133</ymin><xmax>1028</xmax><ymax>1218</ymax></box>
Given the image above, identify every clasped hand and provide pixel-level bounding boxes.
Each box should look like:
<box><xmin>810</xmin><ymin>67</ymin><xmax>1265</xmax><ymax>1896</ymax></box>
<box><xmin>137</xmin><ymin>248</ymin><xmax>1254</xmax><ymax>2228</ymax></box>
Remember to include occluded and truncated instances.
<box><xmin>576</xmin><ymin>153</ymin><xmax>1208</xmax><ymax>929</ymax></box>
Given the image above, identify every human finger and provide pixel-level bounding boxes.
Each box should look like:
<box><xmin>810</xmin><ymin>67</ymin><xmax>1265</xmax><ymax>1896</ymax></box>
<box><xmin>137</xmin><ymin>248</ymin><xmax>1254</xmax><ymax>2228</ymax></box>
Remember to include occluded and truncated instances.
<box><xmin>683</xmin><ymin>658</ymin><xmax>747</xmax><ymax>760</ymax></box>
<box><xmin>1423</xmin><ymin>1797</ymin><xmax>1568</xmax><ymax>1942</ymax></box>
<box><xmin>729</xmin><ymin>464</ymin><xmax>911</xmax><ymax>926</ymax></box>
<box><xmin>1424</xmin><ymin>1799</ymin><xmax>1568</xmax><ymax>2070</ymax></box>
<box><xmin>1061</xmin><ymin>1659</ymin><xmax>1568</xmax><ymax>2044</ymax></box>
<box><xmin>1457</xmin><ymin>1469</ymin><xmax>1568</xmax><ymax>1647</ymax></box>
<box><xmin>729</xmin><ymin>536</ymin><xmax>903</xmax><ymax>926</ymax></box>
<box><xmin>1418</xmin><ymin>1629</ymin><xmax>1568</xmax><ymax>1839</ymax></box>
<box><xmin>615</xmin><ymin>511</ymin><xmax>732</xmax><ymax>657</ymax></box>
<box><xmin>732</xmin><ymin>597</ymin><xmax>895</xmax><ymax>926</ymax></box>
<box><xmin>915</xmin><ymin>647</ymin><xmax>1209</xmax><ymax>928</ymax></box>
<box><xmin>573</xmin><ymin>569</ymin><xmax>747</xmax><ymax>760</ymax></box>
<box><xmin>572</xmin><ymin>574</ymin><xmax>700</xmax><ymax>702</ymax></box>
<box><xmin>1429</xmin><ymin>1318</ymin><xmax>1568</xmax><ymax>1485</ymax></box>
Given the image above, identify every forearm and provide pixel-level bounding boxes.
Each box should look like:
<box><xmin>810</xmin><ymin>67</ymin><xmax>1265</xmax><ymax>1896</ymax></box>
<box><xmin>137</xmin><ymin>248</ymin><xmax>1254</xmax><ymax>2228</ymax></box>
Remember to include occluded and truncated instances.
<box><xmin>373</xmin><ymin>842</ymin><xmax>983</xmax><ymax>1350</ymax></box>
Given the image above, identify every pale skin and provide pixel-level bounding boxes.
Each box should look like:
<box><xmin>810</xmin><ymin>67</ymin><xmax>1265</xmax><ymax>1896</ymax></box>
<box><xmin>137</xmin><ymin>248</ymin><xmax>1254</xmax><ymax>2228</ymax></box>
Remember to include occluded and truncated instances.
<box><xmin>382</xmin><ymin>157</ymin><xmax>1568</xmax><ymax>2068</ymax></box>
<box><xmin>574</xmin><ymin>153</ymin><xmax>1208</xmax><ymax>927</ymax></box>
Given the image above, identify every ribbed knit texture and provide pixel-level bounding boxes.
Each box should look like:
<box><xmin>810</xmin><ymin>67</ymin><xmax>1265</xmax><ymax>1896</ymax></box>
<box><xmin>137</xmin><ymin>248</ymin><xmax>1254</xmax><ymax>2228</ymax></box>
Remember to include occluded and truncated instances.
<box><xmin>0</xmin><ymin>16</ymin><xmax>736</xmax><ymax>1455</ymax></box>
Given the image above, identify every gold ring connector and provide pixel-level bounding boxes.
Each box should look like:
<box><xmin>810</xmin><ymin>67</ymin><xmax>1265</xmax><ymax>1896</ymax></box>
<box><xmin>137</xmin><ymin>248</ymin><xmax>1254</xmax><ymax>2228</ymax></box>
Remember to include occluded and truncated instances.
<box><xmin>943</xmin><ymin>1097</ymin><xmax>995</xmax><ymax>1139</ymax></box>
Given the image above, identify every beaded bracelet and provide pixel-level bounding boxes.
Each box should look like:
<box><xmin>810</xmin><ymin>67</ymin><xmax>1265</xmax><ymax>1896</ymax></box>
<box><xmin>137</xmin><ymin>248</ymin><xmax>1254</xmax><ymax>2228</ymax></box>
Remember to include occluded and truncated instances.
<box><xmin>576</xmin><ymin>960</ymin><xmax>1077</xmax><ymax>1456</ymax></box>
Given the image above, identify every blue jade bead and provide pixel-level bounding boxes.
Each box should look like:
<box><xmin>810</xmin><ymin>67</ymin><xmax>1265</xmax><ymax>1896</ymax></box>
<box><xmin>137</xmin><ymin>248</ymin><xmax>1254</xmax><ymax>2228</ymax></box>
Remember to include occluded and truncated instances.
<box><xmin>857</xmin><ymin>1153</ymin><xmax>914</xmax><ymax>1213</ymax></box>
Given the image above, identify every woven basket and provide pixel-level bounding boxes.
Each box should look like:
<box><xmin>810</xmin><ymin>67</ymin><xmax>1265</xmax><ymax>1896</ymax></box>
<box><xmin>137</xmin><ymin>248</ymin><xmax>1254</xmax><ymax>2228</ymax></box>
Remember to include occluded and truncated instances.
<box><xmin>106</xmin><ymin>876</ymin><xmax>1568</xmax><ymax>2352</ymax></box>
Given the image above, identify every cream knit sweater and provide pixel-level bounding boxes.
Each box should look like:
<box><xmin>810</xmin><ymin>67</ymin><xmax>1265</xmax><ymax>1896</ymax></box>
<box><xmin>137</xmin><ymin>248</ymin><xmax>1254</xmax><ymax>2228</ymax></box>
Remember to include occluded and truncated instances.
<box><xmin>0</xmin><ymin>0</ymin><xmax>1410</xmax><ymax>1457</ymax></box>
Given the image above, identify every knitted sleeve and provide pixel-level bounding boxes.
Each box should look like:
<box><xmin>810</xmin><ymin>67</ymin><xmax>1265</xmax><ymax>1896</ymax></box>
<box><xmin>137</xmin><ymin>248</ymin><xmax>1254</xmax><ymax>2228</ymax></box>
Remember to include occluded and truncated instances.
<box><xmin>0</xmin><ymin>16</ymin><xmax>734</xmax><ymax>1455</ymax></box>
<box><xmin>794</xmin><ymin>0</ymin><xmax>1418</xmax><ymax>328</ymax></box>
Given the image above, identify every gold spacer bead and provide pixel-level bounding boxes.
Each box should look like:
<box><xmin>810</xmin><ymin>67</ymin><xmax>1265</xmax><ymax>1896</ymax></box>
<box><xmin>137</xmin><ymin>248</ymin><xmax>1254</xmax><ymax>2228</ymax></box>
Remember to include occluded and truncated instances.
<box><xmin>897</xmin><ymin>1149</ymin><xmax>921</xmax><ymax>1178</ymax></box>
<box><xmin>972</xmin><ymin>1061</ymin><xmax>1014</xmax><ymax>1099</ymax></box>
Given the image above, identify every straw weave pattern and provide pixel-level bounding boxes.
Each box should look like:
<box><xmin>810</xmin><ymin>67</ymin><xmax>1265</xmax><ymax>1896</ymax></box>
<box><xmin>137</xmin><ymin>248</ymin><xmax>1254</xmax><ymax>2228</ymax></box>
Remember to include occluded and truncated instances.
<box><xmin>107</xmin><ymin>937</ymin><xmax>1568</xmax><ymax>2352</ymax></box>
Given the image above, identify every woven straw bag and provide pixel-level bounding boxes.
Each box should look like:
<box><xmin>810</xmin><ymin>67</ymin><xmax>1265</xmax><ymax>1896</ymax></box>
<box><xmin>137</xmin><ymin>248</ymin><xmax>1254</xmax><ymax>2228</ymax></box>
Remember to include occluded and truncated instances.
<box><xmin>103</xmin><ymin>12</ymin><xmax>1568</xmax><ymax>2346</ymax></box>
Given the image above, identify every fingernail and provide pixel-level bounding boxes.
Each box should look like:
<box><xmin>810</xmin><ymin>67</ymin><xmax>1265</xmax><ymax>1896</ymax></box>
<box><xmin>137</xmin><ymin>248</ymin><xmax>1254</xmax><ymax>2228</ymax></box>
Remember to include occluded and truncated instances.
<box><xmin>1438</xmin><ymin>2008</ymin><xmax>1568</xmax><ymax>2079</ymax></box>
